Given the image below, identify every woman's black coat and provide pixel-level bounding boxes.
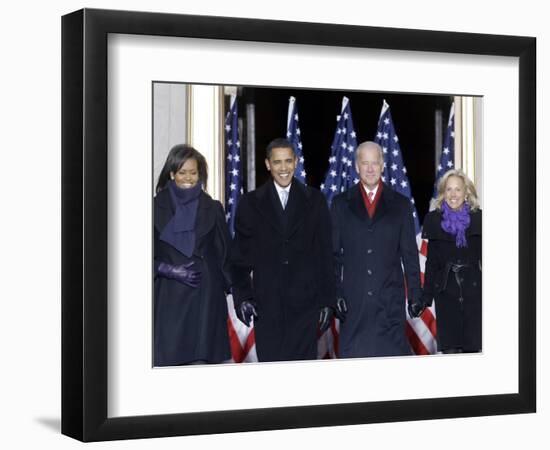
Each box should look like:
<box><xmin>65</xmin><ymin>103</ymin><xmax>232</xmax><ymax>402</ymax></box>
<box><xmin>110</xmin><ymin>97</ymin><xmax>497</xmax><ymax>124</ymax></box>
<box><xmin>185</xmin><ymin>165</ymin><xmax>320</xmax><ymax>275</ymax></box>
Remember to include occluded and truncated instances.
<box><xmin>422</xmin><ymin>209</ymin><xmax>482</xmax><ymax>352</ymax></box>
<box><xmin>154</xmin><ymin>188</ymin><xmax>231</xmax><ymax>366</ymax></box>
<box><xmin>230</xmin><ymin>180</ymin><xmax>336</xmax><ymax>362</ymax></box>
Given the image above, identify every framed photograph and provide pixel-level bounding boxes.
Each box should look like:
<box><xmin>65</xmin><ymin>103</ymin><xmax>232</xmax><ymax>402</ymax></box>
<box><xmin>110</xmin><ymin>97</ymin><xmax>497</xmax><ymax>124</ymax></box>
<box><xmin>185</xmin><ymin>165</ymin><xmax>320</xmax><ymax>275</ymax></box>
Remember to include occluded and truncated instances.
<box><xmin>62</xmin><ymin>8</ymin><xmax>536</xmax><ymax>441</ymax></box>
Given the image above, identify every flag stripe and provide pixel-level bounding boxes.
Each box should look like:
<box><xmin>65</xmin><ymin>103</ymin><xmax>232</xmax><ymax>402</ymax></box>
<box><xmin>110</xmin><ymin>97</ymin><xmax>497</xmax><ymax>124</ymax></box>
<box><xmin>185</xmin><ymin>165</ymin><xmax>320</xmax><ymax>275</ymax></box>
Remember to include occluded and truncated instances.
<box><xmin>421</xmin><ymin>306</ymin><xmax>437</xmax><ymax>337</ymax></box>
<box><xmin>405</xmin><ymin>322</ymin><xmax>430</xmax><ymax>355</ymax></box>
<box><xmin>242</xmin><ymin>328</ymin><xmax>256</xmax><ymax>357</ymax></box>
<box><xmin>227</xmin><ymin>316</ymin><xmax>247</xmax><ymax>363</ymax></box>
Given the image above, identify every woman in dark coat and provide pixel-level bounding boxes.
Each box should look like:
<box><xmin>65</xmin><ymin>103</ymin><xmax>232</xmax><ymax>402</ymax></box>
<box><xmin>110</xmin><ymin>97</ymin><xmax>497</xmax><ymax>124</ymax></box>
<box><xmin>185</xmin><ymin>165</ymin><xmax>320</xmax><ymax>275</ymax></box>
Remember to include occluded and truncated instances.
<box><xmin>421</xmin><ymin>169</ymin><xmax>482</xmax><ymax>353</ymax></box>
<box><xmin>154</xmin><ymin>144</ymin><xmax>231</xmax><ymax>366</ymax></box>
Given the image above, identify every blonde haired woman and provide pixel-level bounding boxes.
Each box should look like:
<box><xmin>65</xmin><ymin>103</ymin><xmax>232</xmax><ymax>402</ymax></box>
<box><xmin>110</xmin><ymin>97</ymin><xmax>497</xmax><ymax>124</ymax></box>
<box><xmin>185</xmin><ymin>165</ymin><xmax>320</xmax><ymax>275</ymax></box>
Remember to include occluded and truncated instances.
<box><xmin>421</xmin><ymin>170</ymin><xmax>482</xmax><ymax>354</ymax></box>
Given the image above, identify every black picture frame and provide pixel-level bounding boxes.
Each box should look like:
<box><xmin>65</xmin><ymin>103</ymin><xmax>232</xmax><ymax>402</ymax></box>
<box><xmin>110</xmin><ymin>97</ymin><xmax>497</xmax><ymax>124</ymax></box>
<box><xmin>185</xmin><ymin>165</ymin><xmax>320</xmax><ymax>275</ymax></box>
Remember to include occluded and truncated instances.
<box><xmin>61</xmin><ymin>8</ymin><xmax>536</xmax><ymax>442</ymax></box>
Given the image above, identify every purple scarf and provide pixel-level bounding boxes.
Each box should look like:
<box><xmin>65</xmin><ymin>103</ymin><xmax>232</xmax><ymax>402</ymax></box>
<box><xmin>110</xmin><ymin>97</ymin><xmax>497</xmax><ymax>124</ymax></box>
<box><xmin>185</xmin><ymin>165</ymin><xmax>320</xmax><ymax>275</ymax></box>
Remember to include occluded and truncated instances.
<box><xmin>441</xmin><ymin>201</ymin><xmax>471</xmax><ymax>248</ymax></box>
<box><xmin>159</xmin><ymin>181</ymin><xmax>201</xmax><ymax>257</ymax></box>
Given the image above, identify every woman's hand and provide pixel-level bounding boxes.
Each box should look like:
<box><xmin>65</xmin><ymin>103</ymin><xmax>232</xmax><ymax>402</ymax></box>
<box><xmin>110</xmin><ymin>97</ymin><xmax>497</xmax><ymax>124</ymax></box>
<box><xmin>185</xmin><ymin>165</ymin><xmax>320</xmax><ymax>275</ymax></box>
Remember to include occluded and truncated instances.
<box><xmin>158</xmin><ymin>261</ymin><xmax>201</xmax><ymax>288</ymax></box>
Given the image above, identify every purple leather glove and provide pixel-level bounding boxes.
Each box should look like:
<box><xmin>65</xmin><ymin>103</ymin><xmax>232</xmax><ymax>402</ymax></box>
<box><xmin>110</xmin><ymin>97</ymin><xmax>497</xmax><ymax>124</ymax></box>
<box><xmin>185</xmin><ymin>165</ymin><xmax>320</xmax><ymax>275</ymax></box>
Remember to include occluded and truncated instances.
<box><xmin>157</xmin><ymin>261</ymin><xmax>201</xmax><ymax>288</ymax></box>
<box><xmin>236</xmin><ymin>301</ymin><xmax>258</xmax><ymax>327</ymax></box>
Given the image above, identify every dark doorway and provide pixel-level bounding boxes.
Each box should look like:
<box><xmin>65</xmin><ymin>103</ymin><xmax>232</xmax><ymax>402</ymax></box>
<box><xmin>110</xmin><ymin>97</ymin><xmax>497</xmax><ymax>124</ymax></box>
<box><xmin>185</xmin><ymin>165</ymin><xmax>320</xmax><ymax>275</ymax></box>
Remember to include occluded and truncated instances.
<box><xmin>236</xmin><ymin>87</ymin><xmax>453</xmax><ymax>224</ymax></box>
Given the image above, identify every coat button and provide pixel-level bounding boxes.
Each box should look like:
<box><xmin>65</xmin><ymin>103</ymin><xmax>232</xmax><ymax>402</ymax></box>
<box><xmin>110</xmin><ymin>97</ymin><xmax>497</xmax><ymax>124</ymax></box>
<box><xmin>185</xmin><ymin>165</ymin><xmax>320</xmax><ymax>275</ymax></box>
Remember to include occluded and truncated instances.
<box><xmin>367</xmin><ymin>249</ymin><xmax>373</xmax><ymax>254</ymax></box>
<box><xmin>282</xmin><ymin>260</ymin><xmax>289</xmax><ymax>265</ymax></box>
<box><xmin>367</xmin><ymin>291</ymin><xmax>373</xmax><ymax>296</ymax></box>
<box><xmin>367</xmin><ymin>269</ymin><xmax>373</xmax><ymax>275</ymax></box>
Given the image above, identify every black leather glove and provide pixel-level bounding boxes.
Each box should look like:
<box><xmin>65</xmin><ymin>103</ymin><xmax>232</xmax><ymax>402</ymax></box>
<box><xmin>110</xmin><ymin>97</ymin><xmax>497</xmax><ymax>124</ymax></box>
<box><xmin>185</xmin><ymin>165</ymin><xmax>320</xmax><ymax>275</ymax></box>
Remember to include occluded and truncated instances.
<box><xmin>407</xmin><ymin>299</ymin><xmax>425</xmax><ymax>319</ymax></box>
<box><xmin>318</xmin><ymin>306</ymin><xmax>334</xmax><ymax>333</ymax></box>
<box><xmin>335</xmin><ymin>297</ymin><xmax>348</xmax><ymax>323</ymax></box>
<box><xmin>157</xmin><ymin>261</ymin><xmax>201</xmax><ymax>288</ymax></box>
<box><xmin>421</xmin><ymin>292</ymin><xmax>434</xmax><ymax>307</ymax></box>
<box><xmin>236</xmin><ymin>300</ymin><xmax>258</xmax><ymax>327</ymax></box>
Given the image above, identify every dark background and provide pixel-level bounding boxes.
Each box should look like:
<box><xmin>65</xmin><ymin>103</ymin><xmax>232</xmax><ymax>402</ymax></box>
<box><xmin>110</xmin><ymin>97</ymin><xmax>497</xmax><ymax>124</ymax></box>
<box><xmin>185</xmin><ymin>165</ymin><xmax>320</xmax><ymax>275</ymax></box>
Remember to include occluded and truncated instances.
<box><xmin>233</xmin><ymin>87</ymin><xmax>453</xmax><ymax>224</ymax></box>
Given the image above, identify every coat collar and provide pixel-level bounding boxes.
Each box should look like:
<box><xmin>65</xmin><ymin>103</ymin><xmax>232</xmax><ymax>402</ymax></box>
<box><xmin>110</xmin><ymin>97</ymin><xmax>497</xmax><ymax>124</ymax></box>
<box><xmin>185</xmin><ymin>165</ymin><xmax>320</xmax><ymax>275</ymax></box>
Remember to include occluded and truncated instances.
<box><xmin>347</xmin><ymin>182</ymin><xmax>390</xmax><ymax>225</ymax></box>
<box><xmin>254</xmin><ymin>179</ymin><xmax>310</xmax><ymax>237</ymax></box>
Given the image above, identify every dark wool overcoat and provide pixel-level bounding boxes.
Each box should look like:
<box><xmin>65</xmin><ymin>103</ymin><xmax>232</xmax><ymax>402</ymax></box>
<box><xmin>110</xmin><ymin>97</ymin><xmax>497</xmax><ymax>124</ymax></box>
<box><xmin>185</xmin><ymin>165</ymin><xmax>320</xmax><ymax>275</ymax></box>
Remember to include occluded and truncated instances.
<box><xmin>154</xmin><ymin>188</ymin><xmax>231</xmax><ymax>366</ymax></box>
<box><xmin>331</xmin><ymin>183</ymin><xmax>422</xmax><ymax>358</ymax></box>
<box><xmin>230</xmin><ymin>180</ymin><xmax>335</xmax><ymax>362</ymax></box>
<box><xmin>422</xmin><ymin>209</ymin><xmax>482</xmax><ymax>352</ymax></box>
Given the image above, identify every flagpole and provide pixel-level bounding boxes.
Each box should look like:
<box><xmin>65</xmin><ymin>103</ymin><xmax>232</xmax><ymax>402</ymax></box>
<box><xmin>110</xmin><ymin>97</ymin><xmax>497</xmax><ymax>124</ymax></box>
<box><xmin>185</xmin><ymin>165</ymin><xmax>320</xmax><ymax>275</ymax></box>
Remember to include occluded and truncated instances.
<box><xmin>341</xmin><ymin>96</ymin><xmax>349</xmax><ymax>113</ymax></box>
<box><xmin>287</xmin><ymin>96</ymin><xmax>296</xmax><ymax>130</ymax></box>
<box><xmin>380</xmin><ymin>99</ymin><xmax>390</xmax><ymax>118</ymax></box>
<box><xmin>448</xmin><ymin>101</ymin><xmax>455</xmax><ymax>127</ymax></box>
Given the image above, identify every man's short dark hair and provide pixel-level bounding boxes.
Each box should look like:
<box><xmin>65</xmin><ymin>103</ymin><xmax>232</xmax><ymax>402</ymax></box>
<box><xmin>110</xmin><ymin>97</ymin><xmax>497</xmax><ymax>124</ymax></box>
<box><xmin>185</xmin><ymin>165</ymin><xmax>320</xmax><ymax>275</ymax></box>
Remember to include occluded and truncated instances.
<box><xmin>265</xmin><ymin>138</ymin><xmax>295</xmax><ymax>159</ymax></box>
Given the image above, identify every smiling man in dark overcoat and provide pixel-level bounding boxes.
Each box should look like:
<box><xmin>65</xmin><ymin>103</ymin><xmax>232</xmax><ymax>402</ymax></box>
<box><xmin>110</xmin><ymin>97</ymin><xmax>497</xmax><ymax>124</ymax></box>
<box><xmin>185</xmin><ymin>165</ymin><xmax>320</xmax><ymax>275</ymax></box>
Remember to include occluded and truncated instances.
<box><xmin>230</xmin><ymin>138</ymin><xmax>337</xmax><ymax>362</ymax></box>
<box><xmin>331</xmin><ymin>141</ymin><xmax>424</xmax><ymax>358</ymax></box>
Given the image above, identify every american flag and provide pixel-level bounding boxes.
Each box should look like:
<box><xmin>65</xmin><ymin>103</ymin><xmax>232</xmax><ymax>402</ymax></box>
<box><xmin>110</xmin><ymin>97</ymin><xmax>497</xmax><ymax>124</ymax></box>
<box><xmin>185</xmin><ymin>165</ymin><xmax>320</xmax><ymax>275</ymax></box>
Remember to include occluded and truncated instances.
<box><xmin>224</xmin><ymin>94</ymin><xmax>258</xmax><ymax>363</ymax></box>
<box><xmin>433</xmin><ymin>102</ymin><xmax>455</xmax><ymax>200</ymax></box>
<box><xmin>320</xmin><ymin>97</ymin><xmax>360</xmax><ymax>206</ymax></box>
<box><xmin>374</xmin><ymin>100</ymin><xmax>437</xmax><ymax>355</ymax></box>
<box><xmin>224</xmin><ymin>94</ymin><xmax>242</xmax><ymax>237</ymax></box>
<box><xmin>286</xmin><ymin>96</ymin><xmax>307</xmax><ymax>183</ymax></box>
<box><xmin>318</xmin><ymin>96</ymin><xmax>360</xmax><ymax>358</ymax></box>
<box><xmin>375</xmin><ymin>100</ymin><xmax>421</xmax><ymax>233</ymax></box>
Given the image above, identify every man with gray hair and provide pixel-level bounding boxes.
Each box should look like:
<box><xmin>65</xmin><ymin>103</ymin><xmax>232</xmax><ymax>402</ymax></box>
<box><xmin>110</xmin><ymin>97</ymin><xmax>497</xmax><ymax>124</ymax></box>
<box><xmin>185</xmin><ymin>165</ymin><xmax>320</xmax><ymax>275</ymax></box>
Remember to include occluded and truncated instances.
<box><xmin>330</xmin><ymin>141</ymin><xmax>424</xmax><ymax>357</ymax></box>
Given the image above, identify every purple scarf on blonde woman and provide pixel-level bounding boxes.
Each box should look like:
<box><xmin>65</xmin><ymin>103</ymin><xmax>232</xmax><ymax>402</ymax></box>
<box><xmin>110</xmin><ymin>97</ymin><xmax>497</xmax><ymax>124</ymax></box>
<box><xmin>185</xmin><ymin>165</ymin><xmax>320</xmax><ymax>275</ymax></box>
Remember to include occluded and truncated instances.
<box><xmin>441</xmin><ymin>201</ymin><xmax>471</xmax><ymax>248</ymax></box>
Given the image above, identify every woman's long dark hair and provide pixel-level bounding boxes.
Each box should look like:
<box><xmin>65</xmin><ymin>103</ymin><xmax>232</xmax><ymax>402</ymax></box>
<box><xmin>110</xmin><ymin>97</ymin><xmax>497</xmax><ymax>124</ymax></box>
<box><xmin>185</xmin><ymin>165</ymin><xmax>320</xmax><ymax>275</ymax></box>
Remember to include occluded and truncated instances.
<box><xmin>155</xmin><ymin>144</ymin><xmax>208</xmax><ymax>194</ymax></box>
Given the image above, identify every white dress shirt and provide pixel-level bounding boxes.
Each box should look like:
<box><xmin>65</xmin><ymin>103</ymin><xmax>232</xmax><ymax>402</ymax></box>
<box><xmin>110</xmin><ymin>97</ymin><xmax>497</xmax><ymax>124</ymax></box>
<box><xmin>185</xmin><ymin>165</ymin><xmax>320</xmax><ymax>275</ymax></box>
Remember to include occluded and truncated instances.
<box><xmin>274</xmin><ymin>182</ymin><xmax>291</xmax><ymax>209</ymax></box>
<box><xmin>362</xmin><ymin>182</ymin><xmax>379</xmax><ymax>201</ymax></box>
